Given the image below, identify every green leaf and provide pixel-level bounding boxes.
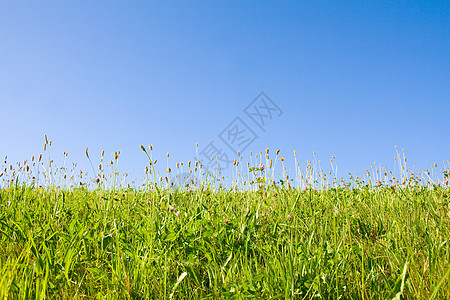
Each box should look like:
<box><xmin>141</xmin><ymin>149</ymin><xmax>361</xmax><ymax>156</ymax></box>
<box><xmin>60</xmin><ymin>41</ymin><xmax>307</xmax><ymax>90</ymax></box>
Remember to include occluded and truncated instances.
<box><xmin>390</xmin><ymin>261</ymin><xmax>409</xmax><ymax>300</ymax></box>
<box><xmin>430</xmin><ymin>263</ymin><xmax>450</xmax><ymax>300</ymax></box>
<box><xmin>164</xmin><ymin>232</ymin><xmax>177</xmax><ymax>242</ymax></box>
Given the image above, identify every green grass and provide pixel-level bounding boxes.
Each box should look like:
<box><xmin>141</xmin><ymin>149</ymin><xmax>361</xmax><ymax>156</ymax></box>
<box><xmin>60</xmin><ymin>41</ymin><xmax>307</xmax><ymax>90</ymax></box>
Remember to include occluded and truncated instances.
<box><xmin>0</xmin><ymin>142</ymin><xmax>449</xmax><ymax>298</ymax></box>
<box><xmin>0</xmin><ymin>182</ymin><xmax>449</xmax><ymax>299</ymax></box>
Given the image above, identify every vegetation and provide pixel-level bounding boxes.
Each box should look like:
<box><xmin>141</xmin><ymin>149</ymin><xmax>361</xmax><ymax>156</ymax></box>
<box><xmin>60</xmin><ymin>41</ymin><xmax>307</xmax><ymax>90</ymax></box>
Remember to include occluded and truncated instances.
<box><xmin>0</xmin><ymin>142</ymin><xmax>449</xmax><ymax>299</ymax></box>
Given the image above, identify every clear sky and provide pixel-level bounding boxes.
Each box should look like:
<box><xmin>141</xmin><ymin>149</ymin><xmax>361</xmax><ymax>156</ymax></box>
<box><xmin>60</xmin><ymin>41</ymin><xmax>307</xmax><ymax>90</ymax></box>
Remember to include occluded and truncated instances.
<box><xmin>1</xmin><ymin>1</ymin><xmax>449</xmax><ymax>185</ymax></box>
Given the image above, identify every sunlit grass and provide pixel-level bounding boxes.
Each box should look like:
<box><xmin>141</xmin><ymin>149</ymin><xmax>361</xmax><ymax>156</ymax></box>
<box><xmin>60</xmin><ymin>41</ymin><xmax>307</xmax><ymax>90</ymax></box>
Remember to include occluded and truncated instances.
<box><xmin>0</xmin><ymin>140</ymin><xmax>449</xmax><ymax>299</ymax></box>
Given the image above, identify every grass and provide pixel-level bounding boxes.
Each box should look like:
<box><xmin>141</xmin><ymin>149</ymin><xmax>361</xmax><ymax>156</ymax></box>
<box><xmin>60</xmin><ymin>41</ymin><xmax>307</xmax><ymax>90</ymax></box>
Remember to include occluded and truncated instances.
<box><xmin>0</xmin><ymin>142</ymin><xmax>449</xmax><ymax>299</ymax></box>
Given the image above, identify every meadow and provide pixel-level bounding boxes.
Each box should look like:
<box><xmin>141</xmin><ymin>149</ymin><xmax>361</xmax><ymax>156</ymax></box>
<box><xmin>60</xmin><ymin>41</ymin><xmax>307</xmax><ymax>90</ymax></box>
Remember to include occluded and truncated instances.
<box><xmin>0</xmin><ymin>142</ymin><xmax>449</xmax><ymax>299</ymax></box>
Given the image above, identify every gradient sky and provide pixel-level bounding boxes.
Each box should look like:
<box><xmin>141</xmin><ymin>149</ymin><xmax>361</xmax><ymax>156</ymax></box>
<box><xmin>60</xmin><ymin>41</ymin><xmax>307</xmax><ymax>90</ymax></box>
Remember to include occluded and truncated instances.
<box><xmin>1</xmin><ymin>1</ymin><xmax>449</xmax><ymax>184</ymax></box>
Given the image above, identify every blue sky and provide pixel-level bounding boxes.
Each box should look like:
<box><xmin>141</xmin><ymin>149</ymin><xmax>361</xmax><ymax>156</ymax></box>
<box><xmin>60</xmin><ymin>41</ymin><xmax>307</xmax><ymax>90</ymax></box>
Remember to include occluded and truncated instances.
<box><xmin>1</xmin><ymin>1</ymin><xmax>449</xmax><ymax>184</ymax></box>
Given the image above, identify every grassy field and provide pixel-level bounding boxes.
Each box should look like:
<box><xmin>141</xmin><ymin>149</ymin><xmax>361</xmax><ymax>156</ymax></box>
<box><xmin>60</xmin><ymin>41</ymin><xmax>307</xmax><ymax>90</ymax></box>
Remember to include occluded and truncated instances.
<box><xmin>0</xmin><ymin>145</ymin><xmax>449</xmax><ymax>299</ymax></box>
